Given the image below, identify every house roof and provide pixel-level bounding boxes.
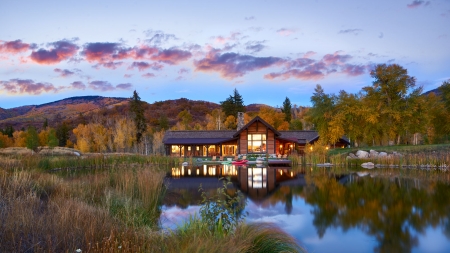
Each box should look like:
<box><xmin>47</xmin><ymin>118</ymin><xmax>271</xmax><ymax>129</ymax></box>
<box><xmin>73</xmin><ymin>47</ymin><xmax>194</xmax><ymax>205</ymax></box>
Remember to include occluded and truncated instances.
<box><xmin>163</xmin><ymin>130</ymin><xmax>237</xmax><ymax>145</ymax></box>
<box><xmin>278</xmin><ymin>131</ymin><xmax>319</xmax><ymax>144</ymax></box>
<box><xmin>233</xmin><ymin>116</ymin><xmax>280</xmax><ymax>137</ymax></box>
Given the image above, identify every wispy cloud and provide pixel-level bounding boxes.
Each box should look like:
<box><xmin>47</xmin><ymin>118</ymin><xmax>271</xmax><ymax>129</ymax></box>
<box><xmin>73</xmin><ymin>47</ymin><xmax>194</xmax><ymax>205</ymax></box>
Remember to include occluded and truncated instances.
<box><xmin>276</xmin><ymin>28</ymin><xmax>296</xmax><ymax>36</ymax></box>
<box><xmin>128</xmin><ymin>61</ymin><xmax>164</xmax><ymax>71</ymax></box>
<box><xmin>30</xmin><ymin>40</ymin><xmax>79</xmax><ymax>64</ymax></box>
<box><xmin>245</xmin><ymin>40</ymin><xmax>266</xmax><ymax>54</ymax></box>
<box><xmin>407</xmin><ymin>1</ymin><xmax>430</xmax><ymax>9</ymax></box>
<box><xmin>338</xmin><ymin>29</ymin><xmax>363</xmax><ymax>35</ymax></box>
<box><xmin>54</xmin><ymin>68</ymin><xmax>75</xmax><ymax>78</ymax></box>
<box><xmin>142</xmin><ymin>73</ymin><xmax>156</xmax><ymax>78</ymax></box>
<box><xmin>245</xmin><ymin>16</ymin><xmax>255</xmax><ymax>20</ymax></box>
<box><xmin>144</xmin><ymin>30</ymin><xmax>178</xmax><ymax>45</ymax></box>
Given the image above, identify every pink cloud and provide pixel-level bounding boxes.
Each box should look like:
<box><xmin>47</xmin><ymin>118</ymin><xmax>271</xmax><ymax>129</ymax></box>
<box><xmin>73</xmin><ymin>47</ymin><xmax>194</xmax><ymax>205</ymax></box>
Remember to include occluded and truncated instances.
<box><xmin>70</xmin><ymin>81</ymin><xmax>86</xmax><ymax>90</ymax></box>
<box><xmin>142</xmin><ymin>73</ymin><xmax>156</xmax><ymax>78</ymax></box>
<box><xmin>276</xmin><ymin>28</ymin><xmax>295</xmax><ymax>36</ymax></box>
<box><xmin>0</xmin><ymin>40</ymin><xmax>35</xmax><ymax>54</ymax></box>
<box><xmin>116</xmin><ymin>83</ymin><xmax>132</xmax><ymax>90</ymax></box>
<box><xmin>30</xmin><ymin>40</ymin><xmax>79</xmax><ymax>64</ymax></box>
<box><xmin>92</xmin><ymin>61</ymin><xmax>123</xmax><ymax>69</ymax></box>
<box><xmin>303</xmin><ymin>51</ymin><xmax>316</xmax><ymax>58</ymax></box>
<box><xmin>264</xmin><ymin>69</ymin><xmax>324</xmax><ymax>81</ymax></box>
<box><xmin>0</xmin><ymin>79</ymin><xmax>61</xmax><ymax>94</ymax></box>
<box><xmin>150</xmin><ymin>48</ymin><xmax>192</xmax><ymax>65</ymax></box>
<box><xmin>194</xmin><ymin>50</ymin><xmax>284</xmax><ymax>79</ymax></box>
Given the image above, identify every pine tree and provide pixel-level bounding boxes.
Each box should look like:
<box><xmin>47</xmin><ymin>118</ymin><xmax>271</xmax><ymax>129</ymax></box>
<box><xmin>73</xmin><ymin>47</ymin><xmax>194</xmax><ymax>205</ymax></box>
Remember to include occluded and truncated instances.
<box><xmin>281</xmin><ymin>97</ymin><xmax>292</xmax><ymax>123</ymax></box>
<box><xmin>221</xmin><ymin>88</ymin><xmax>245</xmax><ymax>117</ymax></box>
<box><xmin>130</xmin><ymin>90</ymin><xmax>147</xmax><ymax>144</ymax></box>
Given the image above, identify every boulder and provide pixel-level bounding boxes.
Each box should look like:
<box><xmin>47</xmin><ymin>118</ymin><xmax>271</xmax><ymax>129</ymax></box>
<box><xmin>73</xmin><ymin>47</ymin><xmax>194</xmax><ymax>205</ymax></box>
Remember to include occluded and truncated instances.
<box><xmin>349</xmin><ymin>153</ymin><xmax>357</xmax><ymax>159</ymax></box>
<box><xmin>378</xmin><ymin>152</ymin><xmax>388</xmax><ymax>157</ymax></box>
<box><xmin>356</xmin><ymin>150</ymin><xmax>369</xmax><ymax>158</ymax></box>
<box><xmin>369</xmin><ymin>150</ymin><xmax>379</xmax><ymax>158</ymax></box>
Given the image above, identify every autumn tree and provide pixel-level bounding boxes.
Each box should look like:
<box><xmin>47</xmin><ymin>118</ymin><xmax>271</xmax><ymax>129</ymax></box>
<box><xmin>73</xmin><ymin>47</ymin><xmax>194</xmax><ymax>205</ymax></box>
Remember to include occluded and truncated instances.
<box><xmin>26</xmin><ymin>126</ymin><xmax>39</xmax><ymax>152</ymax></box>
<box><xmin>130</xmin><ymin>90</ymin><xmax>147</xmax><ymax>144</ymax></box>
<box><xmin>281</xmin><ymin>97</ymin><xmax>292</xmax><ymax>123</ymax></box>
<box><xmin>177</xmin><ymin>109</ymin><xmax>193</xmax><ymax>130</ymax></box>
<box><xmin>306</xmin><ymin>84</ymin><xmax>335</xmax><ymax>144</ymax></box>
<box><xmin>221</xmin><ymin>88</ymin><xmax>245</xmax><ymax>117</ymax></box>
<box><xmin>363</xmin><ymin>64</ymin><xmax>420</xmax><ymax>144</ymax></box>
<box><xmin>205</xmin><ymin>109</ymin><xmax>226</xmax><ymax>130</ymax></box>
<box><xmin>0</xmin><ymin>133</ymin><xmax>13</xmax><ymax>148</ymax></box>
<box><xmin>13</xmin><ymin>130</ymin><xmax>27</xmax><ymax>147</ymax></box>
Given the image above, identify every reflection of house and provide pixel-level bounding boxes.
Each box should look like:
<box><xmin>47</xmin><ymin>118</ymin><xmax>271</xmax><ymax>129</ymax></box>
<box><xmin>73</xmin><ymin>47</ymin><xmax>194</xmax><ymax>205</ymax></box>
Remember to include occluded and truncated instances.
<box><xmin>163</xmin><ymin>116</ymin><xmax>349</xmax><ymax>157</ymax></box>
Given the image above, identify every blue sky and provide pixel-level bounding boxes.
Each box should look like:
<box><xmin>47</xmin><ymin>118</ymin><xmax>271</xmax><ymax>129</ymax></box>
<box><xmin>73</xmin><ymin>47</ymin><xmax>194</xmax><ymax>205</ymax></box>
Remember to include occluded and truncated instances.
<box><xmin>1</xmin><ymin>0</ymin><xmax>449</xmax><ymax>109</ymax></box>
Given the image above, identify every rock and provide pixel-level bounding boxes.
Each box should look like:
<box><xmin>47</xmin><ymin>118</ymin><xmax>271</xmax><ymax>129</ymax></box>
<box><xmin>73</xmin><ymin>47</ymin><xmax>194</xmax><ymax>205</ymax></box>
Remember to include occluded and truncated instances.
<box><xmin>73</xmin><ymin>152</ymin><xmax>80</xmax><ymax>156</ymax></box>
<box><xmin>361</xmin><ymin>162</ymin><xmax>375</xmax><ymax>169</ymax></box>
<box><xmin>356</xmin><ymin>150</ymin><xmax>369</xmax><ymax>158</ymax></box>
<box><xmin>378</xmin><ymin>152</ymin><xmax>388</xmax><ymax>157</ymax></box>
<box><xmin>369</xmin><ymin>150</ymin><xmax>379</xmax><ymax>158</ymax></box>
<box><xmin>349</xmin><ymin>153</ymin><xmax>357</xmax><ymax>159</ymax></box>
<box><xmin>346</xmin><ymin>156</ymin><xmax>353</xmax><ymax>160</ymax></box>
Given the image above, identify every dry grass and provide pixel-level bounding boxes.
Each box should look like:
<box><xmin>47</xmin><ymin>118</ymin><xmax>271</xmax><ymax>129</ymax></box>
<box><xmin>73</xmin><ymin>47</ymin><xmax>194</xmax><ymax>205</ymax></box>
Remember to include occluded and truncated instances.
<box><xmin>0</xmin><ymin>155</ymin><xmax>306</xmax><ymax>252</ymax></box>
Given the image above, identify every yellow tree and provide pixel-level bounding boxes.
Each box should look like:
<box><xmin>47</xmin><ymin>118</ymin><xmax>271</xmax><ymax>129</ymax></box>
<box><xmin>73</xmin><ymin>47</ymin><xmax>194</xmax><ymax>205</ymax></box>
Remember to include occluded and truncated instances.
<box><xmin>113</xmin><ymin>117</ymin><xmax>136</xmax><ymax>152</ymax></box>
<box><xmin>0</xmin><ymin>133</ymin><xmax>13</xmax><ymax>148</ymax></box>
<box><xmin>73</xmin><ymin>124</ymin><xmax>92</xmax><ymax>152</ymax></box>
<box><xmin>152</xmin><ymin>130</ymin><xmax>165</xmax><ymax>155</ymax></box>
<box><xmin>38</xmin><ymin>129</ymin><xmax>49</xmax><ymax>147</ymax></box>
<box><xmin>205</xmin><ymin>109</ymin><xmax>226</xmax><ymax>130</ymax></box>
<box><xmin>13</xmin><ymin>131</ymin><xmax>27</xmax><ymax>147</ymax></box>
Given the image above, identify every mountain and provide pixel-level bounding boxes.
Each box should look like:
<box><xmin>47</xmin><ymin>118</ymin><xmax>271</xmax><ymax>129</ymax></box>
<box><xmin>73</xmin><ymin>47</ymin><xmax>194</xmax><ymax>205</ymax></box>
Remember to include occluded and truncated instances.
<box><xmin>422</xmin><ymin>87</ymin><xmax>441</xmax><ymax>97</ymax></box>
<box><xmin>0</xmin><ymin>96</ymin><xmax>129</xmax><ymax>130</ymax></box>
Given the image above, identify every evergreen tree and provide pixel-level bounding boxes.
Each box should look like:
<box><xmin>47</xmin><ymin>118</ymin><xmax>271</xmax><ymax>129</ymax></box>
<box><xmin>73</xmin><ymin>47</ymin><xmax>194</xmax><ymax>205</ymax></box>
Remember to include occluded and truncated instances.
<box><xmin>130</xmin><ymin>90</ymin><xmax>147</xmax><ymax>143</ymax></box>
<box><xmin>221</xmin><ymin>88</ymin><xmax>245</xmax><ymax>117</ymax></box>
<box><xmin>56</xmin><ymin>122</ymin><xmax>70</xmax><ymax>147</ymax></box>
<box><xmin>43</xmin><ymin>118</ymin><xmax>48</xmax><ymax>129</ymax></box>
<box><xmin>26</xmin><ymin>126</ymin><xmax>39</xmax><ymax>152</ymax></box>
<box><xmin>281</xmin><ymin>97</ymin><xmax>292</xmax><ymax>123</ymax></box>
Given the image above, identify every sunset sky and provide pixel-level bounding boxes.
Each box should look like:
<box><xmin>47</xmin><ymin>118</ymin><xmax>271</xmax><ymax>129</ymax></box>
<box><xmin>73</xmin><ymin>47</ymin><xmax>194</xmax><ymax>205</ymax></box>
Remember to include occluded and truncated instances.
<box><xmin>1</xmin><ymin>0</ymin><xmax>449</xmax><ymax>109</ymax></box>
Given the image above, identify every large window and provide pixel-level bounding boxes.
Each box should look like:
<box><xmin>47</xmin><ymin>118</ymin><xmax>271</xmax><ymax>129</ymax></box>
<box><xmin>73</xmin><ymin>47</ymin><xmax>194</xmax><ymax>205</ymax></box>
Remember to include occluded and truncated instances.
<box><xmin>248</xmin><ymin>134</ymin><xmax>266</xmax><ymax>153</ymax></box>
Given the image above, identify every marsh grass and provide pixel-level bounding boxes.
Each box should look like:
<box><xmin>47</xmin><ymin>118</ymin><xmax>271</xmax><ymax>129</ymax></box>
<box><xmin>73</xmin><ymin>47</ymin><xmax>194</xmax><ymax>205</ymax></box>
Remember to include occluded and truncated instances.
<box><xmin>0</xmin><ymin>155</ymin><xmax>307</xmax><ymax>252</ymax></box>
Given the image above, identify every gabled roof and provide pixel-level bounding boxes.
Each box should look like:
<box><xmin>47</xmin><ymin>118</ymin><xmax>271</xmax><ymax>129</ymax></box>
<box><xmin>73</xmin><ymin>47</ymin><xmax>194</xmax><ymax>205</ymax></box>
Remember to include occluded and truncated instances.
<box><xmin>278</xmin><ymin>131</ymin><xmax>319</xmax><ymax>144</ymax></box>
<box><xmin>233</xmin><ymin>116</ymin><xmax>280</xmax><ymax>137</ymax></box>
<box><xmin>163</xmin><ymin>130</ymin><xmax>236</xmax><ymax>145</ymax></box>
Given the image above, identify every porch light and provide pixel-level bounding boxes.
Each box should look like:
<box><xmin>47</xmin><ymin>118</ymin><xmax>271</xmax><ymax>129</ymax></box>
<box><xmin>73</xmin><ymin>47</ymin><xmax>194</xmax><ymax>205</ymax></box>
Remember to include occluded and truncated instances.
<box><xmin>310</xmin><ymin>146</ymin><xmax>313</xmax><ymax>151</ymax></box>
<box><xmin>326</xmin><ymin>146</ymin><xmax>329</xmax><ymax>150</ymax></box>
<box><xmin>188</xmin><ymin>146</ymin><xmax>191</xmax><ymax>151</ymax></box>
<box><xmin>280</xmin><ymin>145</ymin><xmax>283</xmax><ymax>148</ymax></box>
<box><xmin>196</xmin><ymin>146</ymin><xmax>199</xmax><ymax>151</ymax></box>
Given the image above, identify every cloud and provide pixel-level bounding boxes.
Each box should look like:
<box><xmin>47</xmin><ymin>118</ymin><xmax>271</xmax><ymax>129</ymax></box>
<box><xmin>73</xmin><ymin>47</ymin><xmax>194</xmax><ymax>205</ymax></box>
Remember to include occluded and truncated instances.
<box><xmin>194</xmin><ymin>50</ymin><xmax>284</xmax><ymax>79</ymax></box>
<box><xmin>245</xmin><ymin>16</ymin><xmax>255</xmax><ymax>20</ymax></box>
<box><xmin>81</xmin><ymin>42</ymin><xmax>191</xmax><ymax>66</ymax></box>
<box><xmin>144</xmin><ymin>30</ymin><xmax>178</xmax><ymax>45</ymax></box>
<box><xmin>116</xmin><ymin>83</ymin><xmax>132</xmax><ymax>90</ymax></box>
<box><xmin>88</xmin><ymin>80</ymin><xmax>115</xmax><ymax>91</ymax></box>
<box><xmin>70</xmin><ymin>81</ymin><xmax>86</xmax><ymax>90</ymax></box>
<box><xmin>176</xmin><ymin>68</ymin><xmax>190</xmax><ymax>80</ymax></box>
<box><xmin>0</xmin><ymin>40</ymin><xmax>35</xmax><ymax>54</ymax></box>
<box><xmin>81</xmin><ymin>42</ymin><xmax>132</xmax><ymax>63</ymax></box>
<box><xmin>407</xmin><ymin>1</ymin><xmax>430</xmax><ymax>9</ymax></box>
<box><xmin>0</xmin><ymin>79</ymin><xmax>61</xmax><ymax>94</ymax></box>
<box><xmin>338</xmin><ymin>29</ymin><xmax>363</xmax><ymax>35</ymax></box>
<box><xmin>303</xmin><ymin>51</ymin><xmax>316</xmax><ymax>58</ymax></box>
<box><xmin>92</xmin><ymin>61</ymin><xmax>123</xmax><ymax>69</ymax></box>
<box><xmin>212</xmin><ymin>32</ymin><xmax>243</xmax><ymax>44</ymax></box>
<box><xmin>124</xmin><ymin>74</ymin><xmax>133</xmax><ymax>78</ymax></box>
<box><xmin>265</xmin><ymin>51</ymin><xmax>365</xmax><ymax>81</ymax></box>
<box><xmin>245</xmin><ymin>41</ymin><xmax>266</xmax><ymax>54</ymax></box>
<box><xmin>128</xmin><ymin>61</ymin><xmax>164</xmax><ymax>71</ymax></box>
<box><xmin>54</xmin><ymin>68</ymin><xmax>75</xmax><ymax>77</ymax></box>
<box><xmin>276</xmin><ymin>28</ymin><xmax>295</xmax><ymax>36</ymax></box>
<box><xmin>150</xmin><ymin>48</ymin><xmax>192</xmax><ymax>64</ymax></box>
<box><xmin>30</xmin><ymin>40</ymin><xmax>79</xmax><ymax>64</ymax></box>
<box><xmin>378</xmin><ymin>32</ymin><xmax>384</xmax><ymax>39</ymax></box>
<box><xmin>142</xmin><ymin>73</ymin><xmax>156</xmax><ymax>78</ymax></box>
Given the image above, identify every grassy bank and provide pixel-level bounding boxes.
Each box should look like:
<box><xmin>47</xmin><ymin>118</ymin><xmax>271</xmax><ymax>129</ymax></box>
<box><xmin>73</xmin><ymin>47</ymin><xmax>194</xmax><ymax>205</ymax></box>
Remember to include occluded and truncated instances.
<box><xmin>0</xmin><ymin>155</ymin><xmax>304</xmax><ymax>252</ymax></box>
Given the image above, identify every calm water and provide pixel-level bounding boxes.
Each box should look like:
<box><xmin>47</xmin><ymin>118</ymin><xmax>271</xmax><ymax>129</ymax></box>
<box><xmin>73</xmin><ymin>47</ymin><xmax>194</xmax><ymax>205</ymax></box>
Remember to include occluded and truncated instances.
<box><xmin>161</xmin><ymin>164</ymin><xmax>450</xmax><ymax>253</ymax></box>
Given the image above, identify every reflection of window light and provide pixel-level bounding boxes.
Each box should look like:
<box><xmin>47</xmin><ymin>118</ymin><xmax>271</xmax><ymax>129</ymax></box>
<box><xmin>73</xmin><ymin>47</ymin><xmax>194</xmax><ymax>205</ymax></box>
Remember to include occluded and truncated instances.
<box><xmin>188</xmin><ymin>169</ymin><xmax>191</xmax><ymax>175</ymax></box>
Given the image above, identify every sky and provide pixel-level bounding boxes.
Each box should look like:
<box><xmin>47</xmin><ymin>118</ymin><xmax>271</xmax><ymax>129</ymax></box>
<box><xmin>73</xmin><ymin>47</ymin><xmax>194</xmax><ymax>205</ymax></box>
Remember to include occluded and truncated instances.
<box><xmin>1</xmin><ymin>0</ymin><xmax>449</xmax><ymax>109</ymax></box>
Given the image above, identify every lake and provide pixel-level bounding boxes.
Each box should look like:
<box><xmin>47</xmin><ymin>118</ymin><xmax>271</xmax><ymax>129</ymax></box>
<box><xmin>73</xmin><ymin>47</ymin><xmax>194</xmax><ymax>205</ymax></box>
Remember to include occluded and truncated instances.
<box><xmin>161</xmin><ymin>164</ymin><xmax>450</xmax><ymax>253</ymax></box>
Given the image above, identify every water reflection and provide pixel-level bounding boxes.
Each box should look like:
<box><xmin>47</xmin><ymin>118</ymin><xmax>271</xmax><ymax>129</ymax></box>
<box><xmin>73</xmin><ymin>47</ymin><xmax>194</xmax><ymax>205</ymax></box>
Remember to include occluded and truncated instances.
<box><xmin>162</xmin><ymin>166</ymin><xmax>450</xmax><ymax>253</ymax></box>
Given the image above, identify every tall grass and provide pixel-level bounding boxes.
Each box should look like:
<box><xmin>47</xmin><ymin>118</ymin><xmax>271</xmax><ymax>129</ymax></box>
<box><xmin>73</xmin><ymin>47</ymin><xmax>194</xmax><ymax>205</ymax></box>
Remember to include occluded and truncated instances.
<box><xmin>165</xmin><ymin>217</ymin><xmax>305</xmax><ymax>253</ymax></box>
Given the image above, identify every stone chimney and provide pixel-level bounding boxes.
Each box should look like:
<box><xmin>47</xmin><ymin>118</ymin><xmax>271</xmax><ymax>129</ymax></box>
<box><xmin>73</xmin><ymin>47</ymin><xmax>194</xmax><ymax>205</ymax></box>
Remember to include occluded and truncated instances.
<box><xmin>237</xmin><ymin>112</ymin><xmax>244</xmax><ymax>131</ymax></box>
